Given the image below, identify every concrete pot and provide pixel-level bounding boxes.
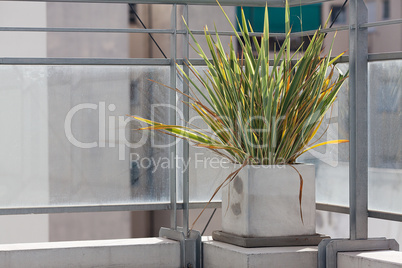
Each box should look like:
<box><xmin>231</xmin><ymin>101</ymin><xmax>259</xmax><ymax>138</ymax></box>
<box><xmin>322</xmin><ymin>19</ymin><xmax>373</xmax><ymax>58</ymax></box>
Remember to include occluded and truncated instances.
<box><xmin>221</xmin><ymin>164</ymin><xmax>315</xmax><ymax>237</ymax></box>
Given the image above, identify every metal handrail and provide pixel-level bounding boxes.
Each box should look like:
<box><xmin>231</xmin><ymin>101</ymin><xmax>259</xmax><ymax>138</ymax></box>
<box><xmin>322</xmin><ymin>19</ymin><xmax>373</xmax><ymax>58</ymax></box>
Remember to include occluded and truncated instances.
<box><xmin>3</xmin><ymin>52</ymin><xmax>402</xmax><ymax>66</ymax></box>
<box><xmin>2</xmin><ymin>201</ymin><xmax>402</xmax><ymax>224</ymax></box>
<box><xmin>0</xmin><ymin>26</ymin><xmax>174</xmax><ymax>34</ymax></box>
<box><xmin>3</xmin><ymin>0</ymin><xmax>332</xmax><ymax>7</ymax></box>
<box><xmin>317</xmin><ymin>203</ymin><xmax>402</xmax><ymax>223</ymax></box>
<box><xmin>0</xmin><ymin>0</ymin><xmax>401</xmax><ymax>228</ymax></box>
<box><xmin>0</xmin><ymin>201</ymin><xmax>221</xmax><ymax>215</ymax></box>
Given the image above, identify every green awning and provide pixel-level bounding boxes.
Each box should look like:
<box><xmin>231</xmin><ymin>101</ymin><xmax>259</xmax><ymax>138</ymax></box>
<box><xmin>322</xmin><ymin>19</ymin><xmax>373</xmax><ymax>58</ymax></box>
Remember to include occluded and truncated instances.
<box><xmin>236</xmin><ymin>4</ymin><xmax>322</xmax><ymax>33</ymax></box>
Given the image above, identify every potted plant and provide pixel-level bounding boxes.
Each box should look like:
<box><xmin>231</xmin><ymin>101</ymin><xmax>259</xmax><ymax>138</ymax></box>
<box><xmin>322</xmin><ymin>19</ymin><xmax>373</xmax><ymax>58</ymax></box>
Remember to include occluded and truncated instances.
<box><xmin>132</xmin><ymin>0</ymin><xmax>348</xmax><ymax>242</ymax></box>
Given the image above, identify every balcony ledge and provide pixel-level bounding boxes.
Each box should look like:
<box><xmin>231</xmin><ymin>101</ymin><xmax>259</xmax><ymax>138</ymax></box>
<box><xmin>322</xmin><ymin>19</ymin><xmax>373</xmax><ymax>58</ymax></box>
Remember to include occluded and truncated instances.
<box><xmin>0</xmin><ymin>238</ymin><xmax>180</xmax><ymax>268</ymax></box>
<box><xmin>0</xmin><ymin>236</ymin><xmax>401</xmax><ymax>268</ymax></box>
<box><xmin>339</xmin><ymin>250</ymin><xmax>402</xmax><ymax>268</ymax></box>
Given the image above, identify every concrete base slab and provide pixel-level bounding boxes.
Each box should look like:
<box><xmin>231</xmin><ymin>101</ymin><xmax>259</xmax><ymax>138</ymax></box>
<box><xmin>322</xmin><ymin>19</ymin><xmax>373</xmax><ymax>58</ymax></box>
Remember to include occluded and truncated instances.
<box><xmin>339</xmin><ymin>250</ymin><xmax>402</xmax><ymax>268</ymax></box>
<box><xmin>203</xmin><ymin>237</ymin><xmax>318</xmax><ymax>268</ymax></box>
<box><xmin>0</xmin><ymin>238</ymin><xmax>180</xmax><ymax>268</ymax></box>
<box><xmin>213</xmin><ymin>230</ymin><xmax>330</xmax><ymax>247</ymax></box>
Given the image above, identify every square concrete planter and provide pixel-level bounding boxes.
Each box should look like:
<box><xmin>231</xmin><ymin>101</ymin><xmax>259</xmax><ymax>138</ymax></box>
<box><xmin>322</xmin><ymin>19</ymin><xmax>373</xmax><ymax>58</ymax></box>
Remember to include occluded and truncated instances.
<box><xmin>221</xmin><ymin>164</ymin><xmax>316</xmax><ymax>238</ymax></box>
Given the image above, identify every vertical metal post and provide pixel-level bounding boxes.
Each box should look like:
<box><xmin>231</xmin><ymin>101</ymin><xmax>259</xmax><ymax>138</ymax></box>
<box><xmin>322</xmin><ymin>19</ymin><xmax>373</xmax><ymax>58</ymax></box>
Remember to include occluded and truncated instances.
<box><xmin>182</xmin><ymin>4</ymin><xmax>190</xmax><ymax>237</ymax></box>
<box><xmin>161</xmin><ymin>9</ymin><xmax>201</xmax><ymax>267</ymax></box>
<box><xmin>349</xmin><ymin>0</ymin><xmax>368</xmax><ymax>240</ymax></box>
<box><xmin>170</xmin><ymin>3</ymin><xmax>178</xmax><ymax>230</ymax></box>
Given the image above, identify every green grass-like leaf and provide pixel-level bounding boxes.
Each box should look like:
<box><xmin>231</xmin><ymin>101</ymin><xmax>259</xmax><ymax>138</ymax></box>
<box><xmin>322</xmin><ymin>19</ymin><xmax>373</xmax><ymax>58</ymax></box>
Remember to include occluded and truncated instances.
<box><xmin>133</xmin><ymin>0</ymin><xmax>348</xmax><ymax>166</ymax></box>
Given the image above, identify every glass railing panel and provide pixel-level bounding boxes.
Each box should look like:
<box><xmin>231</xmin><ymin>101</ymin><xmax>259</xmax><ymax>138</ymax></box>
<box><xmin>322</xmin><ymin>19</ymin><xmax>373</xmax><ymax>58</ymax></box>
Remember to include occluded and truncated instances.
<box><xmin>297</xmin><ymin>63</ymin><xmax>350</xmax><ymax>207</ymax></box>
<box><xmin>0</xmin><ymin>65</ymin><xmax>171</xmax><ymax>208</ymax></box>
<box><xmin>368</xmin><ymin>60</ymin><xmax>402</xmax><ymax>214</ymax></box>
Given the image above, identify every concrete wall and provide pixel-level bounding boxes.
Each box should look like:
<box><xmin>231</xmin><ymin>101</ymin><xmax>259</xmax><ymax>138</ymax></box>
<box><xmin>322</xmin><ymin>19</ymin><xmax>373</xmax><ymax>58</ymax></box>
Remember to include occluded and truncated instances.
<box><xmin>322</xmin><ymin>0</ymin><xmax>402</xmax><ymax>55</ymax></box>
<box><xmin>47</xmin><ymin>3</ymin><xmax>129</xmax><ymax>58</ymax></box>
<box><xmin>321</xmin><ymin>0</ymin><xmax>349</xmax><ymax>56</ymax></box>
<box><xmin>129</xmin><ymin>4</ymin><xmax>236</xmax><ymax>59</ymax></box>
<box><xmin>367</xmin><ymin>0</ymin><xmax>402</xmax><ymax>53</ymax></box>
<box><xmin>0</xmin><ymin>2</ymin><xmax>49</xmax><ymax>244</ymax></box>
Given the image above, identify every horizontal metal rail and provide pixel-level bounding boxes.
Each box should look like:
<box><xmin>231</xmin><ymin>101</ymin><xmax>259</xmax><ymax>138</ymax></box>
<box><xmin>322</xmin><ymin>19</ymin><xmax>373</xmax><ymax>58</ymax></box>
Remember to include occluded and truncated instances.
<box><xmin>0</xmin><ymin>27</ymin><xmax>174</xmax><ymax>34</ymax></box>
<box><xmin>316</xmin><ymin>203</ymin><xmax>350</xmax><ymax>214</ymax></box>
<box><xmin>180</xmin><ymin>55</ymin><xmax>350</xmax><ymax>65</ymax></box>
<box><xmin>1</xmin><ymin>201</ymin><xmax>402</xmax><ymax>223</ymax></box>
<box><xmin>0</xmin><ymin>57</ymin><xmax>347</xmax><ymax>66</ymax></box>
<box><xmin>0</xmin><ymin>201</ymin><xmax>221</xmax><ymax>215</ymax></box>
<box><xmin>0</xmin><ymin>203</ymin><xmax>172</xmax><ymax>215</ymax></box>
<box><xmin>2</xmin><ymin>0</ymin><xmax>332</xmax><ymax>7</ymax></box>
<box><xmin>368</xmin><ymin>210</ymin><xmax>402</xmax><ymax>223</ymax></box>
<box><xmin>368</xmin><ymin>52</ymin><xmax>402</xmax><ymax>62</ymax></box>
<box><xmin>0</xmin><ymin>57</ymin><xmax>171</xmax><ymax>65</ymax></box>
<box><xmin>0</xmin><ymin>26</ymin><xmax>349</xmax><ymax>38</ymax></box>
<box><xmin>187</xmin><ymin>53</ymin><xmax>402</xmax><ymax>64</ymax></box>
<box><xmin>189</xmin><ymin>25</ymin><xmax>349</xmax><ymax>38</ymax></box>
<box><xmin>4</xmin><ymin>57</ymin><xmax>341</xmax><ymax>66</ymax></box>
<box><xmin>317</xmin><ymin>203</ymin><xmax>402</xmax><ymax>223</ymax></box>
<box><xmin>2</xmin><ymin>52</ymin><xmax>401</xmax><ymax>66</ymax></box>
<box><xmin>291</xmin><ymin>25</ymin><xmax>350</xmax><ymax>37</ymax></box>
<box><xmin>360</xmin><ymin>18</ymin><xmax>402</xmax><ymax>29</ymax></box>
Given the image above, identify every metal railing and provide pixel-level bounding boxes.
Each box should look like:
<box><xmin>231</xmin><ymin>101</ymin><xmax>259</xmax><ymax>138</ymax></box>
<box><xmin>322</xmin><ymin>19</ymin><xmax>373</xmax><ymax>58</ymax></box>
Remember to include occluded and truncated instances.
<box><xmin>0</xmin><ymin>0</ymin><xmax>401</xmax><ymax>243</ymax></box>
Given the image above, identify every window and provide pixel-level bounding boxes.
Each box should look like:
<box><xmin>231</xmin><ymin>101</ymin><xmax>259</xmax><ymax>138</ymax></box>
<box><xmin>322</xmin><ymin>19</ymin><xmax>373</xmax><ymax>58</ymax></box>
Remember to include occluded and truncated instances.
<box><xmin>129</xmin><ymin>4</ymin><xmax>137</xmax><ymax>24</ymax></box>
<box><xmin>383</xmin><ymin>0</ymin><xmax>390</xmax><ymax>20</ymax></box>
<box><xmin>331</xmin><ymin>5</ymin><xmax>347</xmax><ymax>25</ymax></box>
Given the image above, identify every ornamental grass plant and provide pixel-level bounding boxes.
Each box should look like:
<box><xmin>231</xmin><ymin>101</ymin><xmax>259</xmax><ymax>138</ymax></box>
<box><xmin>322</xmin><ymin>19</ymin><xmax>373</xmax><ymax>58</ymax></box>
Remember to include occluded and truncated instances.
<box><xmin>133</xmin><ymin>1</ymin><xmax>348</xmax><ymax>167</ymax></box>
<box><xmin>132</xmin><ymin>1</ymin><xmax>349</xmax><ymax>228</ymax></box>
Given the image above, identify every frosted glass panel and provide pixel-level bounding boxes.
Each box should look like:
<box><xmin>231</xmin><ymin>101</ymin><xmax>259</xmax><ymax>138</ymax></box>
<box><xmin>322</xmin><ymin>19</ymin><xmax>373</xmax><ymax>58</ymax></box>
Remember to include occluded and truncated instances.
<box><xmin>368</xmin><ymin>60</ymin><xmax>402</xmax><ymax>214</ymax></box>
<box><xmin>0</xmin><ymin>65</ymin><xmax>170</xmax><ymax>208</ymax></box>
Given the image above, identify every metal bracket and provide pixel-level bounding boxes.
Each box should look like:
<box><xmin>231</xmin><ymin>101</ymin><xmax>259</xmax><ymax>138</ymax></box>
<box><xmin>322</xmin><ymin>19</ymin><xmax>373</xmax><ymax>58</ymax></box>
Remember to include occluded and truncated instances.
<box><xmin>318</xmin><ymin>238</ymin><xmax>399</xmax><ymax>268</ymax></box>
<box><xmin>160</xmin><ymin>227</ymin><xmax>202</xmax><ymax>268</ymax></box>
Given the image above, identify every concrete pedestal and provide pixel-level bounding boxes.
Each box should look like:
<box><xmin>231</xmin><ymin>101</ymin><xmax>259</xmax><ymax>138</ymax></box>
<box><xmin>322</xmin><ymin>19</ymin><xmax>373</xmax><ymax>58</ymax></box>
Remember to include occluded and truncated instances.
<box><xmin>203</xmin><ymin>237</ymin><xmax>318</xmax><ymax>268</ymax></box>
